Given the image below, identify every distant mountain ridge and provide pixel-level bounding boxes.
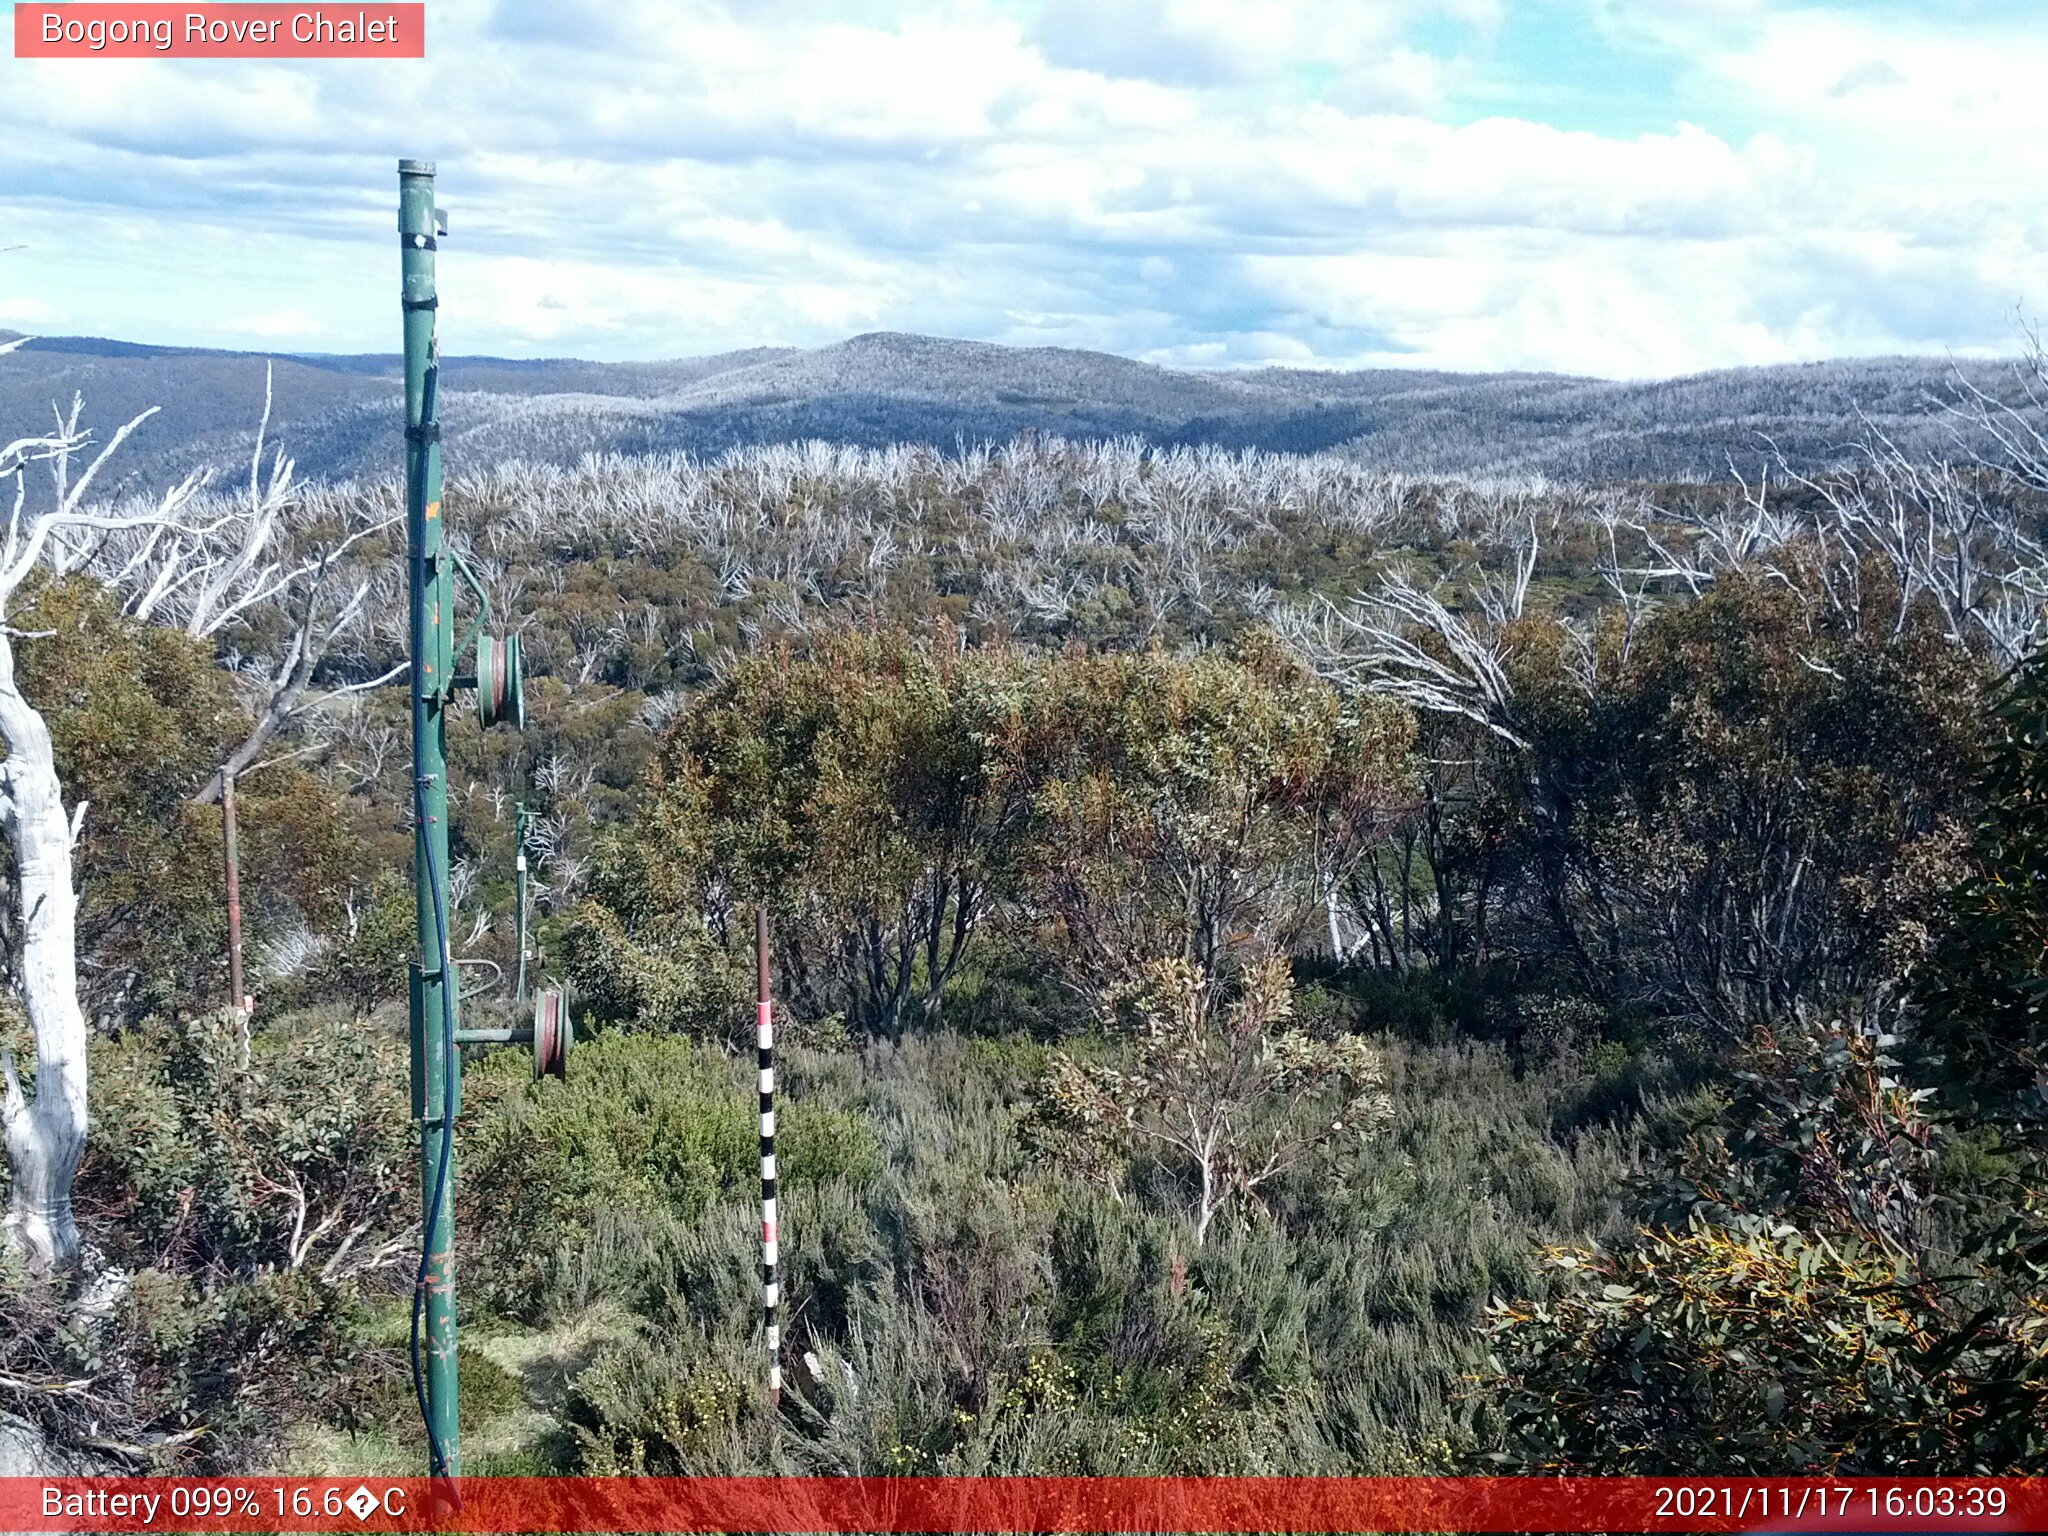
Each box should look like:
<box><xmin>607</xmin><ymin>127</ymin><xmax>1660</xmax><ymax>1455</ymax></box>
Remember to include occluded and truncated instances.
<box><xmin>0</xmin><ymin>328</ymin><xmax>2015</xmax><ymax>488</ymax></box>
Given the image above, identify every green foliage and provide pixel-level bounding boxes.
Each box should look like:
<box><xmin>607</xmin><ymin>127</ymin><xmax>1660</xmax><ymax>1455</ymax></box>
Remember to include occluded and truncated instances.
<box><xmin>460</xmin><ymin>1031</ymin><xmax>882</xmax><ymax>1321</ymax></box>
<box><xmin>578</xmin><ymin>631</ymin><xmax>1414</xmax><ymax>1039</ymax></box>
<box><xmin>1034</xmin><ymin>956</ymin><xmax>1394</xmax><ymax>1242</ymax></box>
<box><xmin>554</xmin><ymin>896</ymin><xmax>739</xmax><ymax>1040</ymax></box>
<box><xmin>534</xmin><ymin>1030</ymin><xmax>1633</xmax><ymax>1475</ymax></box>
<box><xmin>81</xmin><ymin>1007</ymin><xmax>412</xmax><ymax>1280</ymax></box>
<box><xmin>1917</xmin><ymin>644</ymin><xmax>2048</xmax><ymax>1117</ymax></box>
<box><xmin>3</xmin><ymin>1008</ymin><xmax>406</xmax><ymax>1469</ymax></box>
<box><xmin>778</xmin><ymin>1099</ymin><xmax>883</xmax><ymax>1190</ymax></box>
<box><xmin>52</xmin><ymin>1261</ymin><xmax>372</xmax><ymax>1469</ymax></box>
<box><xmin>454</xmin><ymin>1345</ymin><xmax>529</xmax><ymax>1434</ymax></box>
<box><xmin>1488</xmin><ymin>572</ymin><xmax>1983</xmax><ymax>1031</ymax></box>
<box><xmin>567</xmin><ymin>1334</ymin><xmax>750</xmax><ymax>1473</ymax></box>
<box><xmin>306</xmin><ymin>869</ymin><xmax>415</xmax><ymax>1015</ymax></box>
<box><xmin>1481</xmin><ymin>1016</ymin><xmax>2048</xmax><ymax>1473</ymax></box>
<box><xmin>1656</xmin><ymin>1020</ymin><xmax>1940</xmax><ymax>1242</ymax></box>
<box><xmin>1479</xmin><ymin>621</ymin><xmax>2048</xmax><ymax>1476</ymax></box>
<box><xmin>39</xmin><ymin>441</ymin><xmax>2039</xmax><ymax>1477</ymax></box>
<box><xmin>604</xmin><ymin>624</ymin><xmax>1037</xmax><ymax>1035</ymax></box>
<box><xmin>2</xmin><ymin>574</ymin><xmax>369</xmax><ymax>1021</ymax></box>
<box><xmin>461</xmin><ymin>1032</ymin><xmax>754</xmax><ymax>1319</ymax></box>
<box><xmin>1483</xmin><ymin>1219</ymin><xmax>2047</xmax><ymax>1473</ymax></box>
<box><xmin>6</xmin><ymin>578</ymin><xmax>287</xmax><ymax>1017</ymax></box>
<box><xmin>1016</xmin><ymin>638</ymin><xmax>1415</xmax><ymax>990</ymax></box>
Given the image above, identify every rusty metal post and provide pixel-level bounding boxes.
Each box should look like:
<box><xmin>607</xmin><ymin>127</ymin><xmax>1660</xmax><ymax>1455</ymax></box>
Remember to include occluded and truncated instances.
<box><xmin>222</xmin><ymin>769</ymin><xmax>246</xmax><ymax>1017</ymax></box>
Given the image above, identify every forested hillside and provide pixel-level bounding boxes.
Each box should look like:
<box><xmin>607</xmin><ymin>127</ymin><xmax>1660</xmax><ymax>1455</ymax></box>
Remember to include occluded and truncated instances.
<box><xmin>1</xmin><ymin>358</ymin><xmax>2045</xmax><ymax>1477</ymax></box>
<box><xmin>0</xmin><ymin>329</ymin><xmax>2021</xmax><ymax>486</ymax></box>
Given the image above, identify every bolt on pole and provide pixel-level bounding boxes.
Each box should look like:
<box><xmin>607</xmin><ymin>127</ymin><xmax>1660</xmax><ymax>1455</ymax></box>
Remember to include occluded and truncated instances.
<box><xmin>401</xmin><ymin>156</ymin><xmax>461</xmax><ymax>1481</ymax></box>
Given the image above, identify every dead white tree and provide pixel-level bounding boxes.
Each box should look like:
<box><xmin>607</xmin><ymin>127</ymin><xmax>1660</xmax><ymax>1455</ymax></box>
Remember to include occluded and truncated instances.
<box><xmin>0</xmin><ymin>405</ymin><xmax>214</xmax><ymax>1269</ymax></box>
<box><xmin>1779</xmin><ymin>422</ymin><xmax>2048</xmax><ymax>666</ymax></box>
<box><xmin>1277</xmin><ymin>564</ymin><xmax>1531</xmax><ymax>750</ymax></box>
<box><xmin>74</xmin><ymin>368</ymin><xmax>404</xmax><ymax>804</ymax></box>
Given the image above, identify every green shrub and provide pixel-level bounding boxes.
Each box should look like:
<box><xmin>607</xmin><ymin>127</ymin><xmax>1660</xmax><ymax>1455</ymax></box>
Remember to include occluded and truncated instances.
<box><xmin>8</xmin><ymin>1009</ymin><xmax>413</xmax><ymax>1468</ymax></box>
<box><xmin>1481</xmin><ymin>1219</ymin><xmax>2048</xmax><ymax>1473</ymax></box>
<box><xmin>462</xmin><ymin>1031</ymin><xmax>886</xmax><ymax>1320</ymax></box>
<box><xmin>0</xmin><ymin>1256</ymin><xmax>375</xmax><ymax>1472</ymax></box>
<box><xmin>779</xmin><ymin>1101</ymin><xmax>882</xmax><ymax>1189</ymax></box>
<box><xmin>566</xmin><ymin>1334</ymin><xmax>750</xmax><ymax>1473</ymax></box>
<box><xmin>556</xmin><ymin>899</ymin><xmax>741</xmax><ymax>1039</ymax></box>
<box><xmin>462</xmin><ymin>1032</ymin><xmax>752</xmax><ymax>1319</ymax></box>
<box><xmin>540</xmin><ymin>1031</ymin><xmax>1628</xmax><ymax>1476</ymax></box>
<box><xmin>456</xmin><ymin>1346</ymin><xmax>529</xmax><ymax>1434</ymax></box>
<box><xmin>1481</xmin><ymin>1017</ymin><xmax>2048</xmax><ymax>1473</ymax></box>
<box><xmin>308</xmin><ymin>870</ymin><xmax>415</xmax><ymax>1015</ymax></box>
<box><xmin>82</xmin><ymin>1007</ymin><xmax>412</xmax><ymax>1280</ymax></box>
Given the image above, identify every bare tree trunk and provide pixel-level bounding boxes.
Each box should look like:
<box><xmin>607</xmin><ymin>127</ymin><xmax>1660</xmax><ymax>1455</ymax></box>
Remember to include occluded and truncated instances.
<box><xmin>1193</xmin><ymin>1125</ymin><xmax>1222</xmax><ymax>1247</ymax></box>
<box><xmin>0</xmin><ymin>394</ymin><xmax>269</xmax><ymax>1272</ymax></box>
<box><xmin>0</xmin><ymin>633</ymin><xmax>87</xmax><ymax>1270</ymax></box>
<box><xmin>191</xmin><ymin>609</ymin><xmax>316</xmax><ymax>808</ymax></box>
<box><xmin>192</xmin><ymin>691</ymin><xmax>298</xmax><ymax>807</ymax></box>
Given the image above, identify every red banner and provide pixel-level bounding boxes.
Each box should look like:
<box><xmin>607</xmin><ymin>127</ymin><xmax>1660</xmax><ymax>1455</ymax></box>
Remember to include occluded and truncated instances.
<box><xmin>12</xmin><ymin>4</ymin><xmax>424</xmax><ymax>58</ymax></box>
<box><xmin>2</xmin><ymin>1476</ymin><xmax>2044</xmax><ymax>1533</ymax></box>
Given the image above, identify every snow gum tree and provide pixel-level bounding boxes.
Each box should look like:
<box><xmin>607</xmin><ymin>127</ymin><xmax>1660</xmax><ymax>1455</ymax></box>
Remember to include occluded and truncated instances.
<box><xmin>0</xmin><ymin>392</ymin><xmax>211</xmax><ymax>1269</ymax></box>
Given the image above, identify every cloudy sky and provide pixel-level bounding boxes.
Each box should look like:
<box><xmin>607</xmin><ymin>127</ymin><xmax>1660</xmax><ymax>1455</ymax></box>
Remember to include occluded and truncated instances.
<box><xmin>2</xmin><ymin>0</ymin><xmax>2043</xmax><ymax>375</ymax></box>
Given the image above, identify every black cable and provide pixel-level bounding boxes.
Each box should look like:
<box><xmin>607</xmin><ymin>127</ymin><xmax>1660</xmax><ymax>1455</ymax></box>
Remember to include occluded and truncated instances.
<box><xmin>409</xmin><ymin>774</ymin><xmax>458</xmax><ymax>1482</ymax></box>
<box><xmin>409</xmin><ymin>796</ymin><xmax>457</xmax><ymax>1482</ymax></box>
<box><xmin>405</xmin><ymin>361</ymin><xmax>460</xmax><ymax>1489</ymax></box>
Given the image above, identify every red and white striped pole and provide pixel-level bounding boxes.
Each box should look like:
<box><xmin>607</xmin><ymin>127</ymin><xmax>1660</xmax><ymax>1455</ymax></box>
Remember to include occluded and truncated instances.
<box><xmin>756</xmin><ymin>907</ymin><xmax>781</xmax><ymax>1413</ymax></box>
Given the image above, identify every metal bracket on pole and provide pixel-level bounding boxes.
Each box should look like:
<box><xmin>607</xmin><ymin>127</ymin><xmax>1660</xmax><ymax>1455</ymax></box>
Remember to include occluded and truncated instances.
<box><xmin>447</xmin><ymin>543</ymin><xmax>492</xmax><ymax>670</ymax></box>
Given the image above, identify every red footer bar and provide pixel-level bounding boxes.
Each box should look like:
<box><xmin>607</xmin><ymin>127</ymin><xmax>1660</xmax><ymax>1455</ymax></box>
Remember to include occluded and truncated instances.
<box><xmin>5</xmin><ymin>1477</ymin><xmax>2044</xmax><ymax>1532</ymax></box>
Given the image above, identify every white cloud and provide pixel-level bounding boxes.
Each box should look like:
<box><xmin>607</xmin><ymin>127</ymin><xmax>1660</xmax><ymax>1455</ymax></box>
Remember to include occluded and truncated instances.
<box><xmin>1708</xmin><ymin>11</ymin><xmax>2048</xmax><ymax>179</ymax></box>
<box><xmin>0</xmin><ymin>297</ymin><xmax>60</xmax><ymax>329</ymax></box>
<box><xmin>1032</xmin><ymin>0</ymin><xmax>1495</xmax><ymax>91</ymax></box>
<box><xmin>0</xmin><ymin>0</ymin><xmax>2039</xmax><ymax>374</ymax></box>
<box><xmin>1241</xmin><ymin>227</ymin><xmax>2018</xmax><ymax>378</ymax></box>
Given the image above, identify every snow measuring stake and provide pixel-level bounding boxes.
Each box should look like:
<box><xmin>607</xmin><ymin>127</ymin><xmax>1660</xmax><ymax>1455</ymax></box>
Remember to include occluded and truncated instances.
<box><xmin>400</xmin><ymin>159</ymin><xmax>567</xmax><ymax>1483</ymax></box>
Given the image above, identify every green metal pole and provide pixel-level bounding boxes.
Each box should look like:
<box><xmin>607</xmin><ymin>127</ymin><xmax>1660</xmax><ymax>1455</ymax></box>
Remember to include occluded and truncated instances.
<box><xmin>400</xmin><ymin>157</ymin><xmax>460</xmax><ymax>1479</ymax></box>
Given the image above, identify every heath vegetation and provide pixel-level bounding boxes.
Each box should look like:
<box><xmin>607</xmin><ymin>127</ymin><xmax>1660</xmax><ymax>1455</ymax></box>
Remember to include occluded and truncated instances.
<box><xmin>1</xmin><ymin>344</ymin><xmax>2046</xmax><ymax>1474</ymax></box>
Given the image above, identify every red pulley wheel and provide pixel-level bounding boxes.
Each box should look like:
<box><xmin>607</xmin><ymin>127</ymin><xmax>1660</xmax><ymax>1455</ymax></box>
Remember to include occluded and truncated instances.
<box><xmin>533</xmin><ymin>986</ymin><xmax>570</xmax><ymax>1080</ymax></box>
<box><xmin>477</xmin><ymin>633</ymin><xmax>526</xmax><ymax>731</ymax></box>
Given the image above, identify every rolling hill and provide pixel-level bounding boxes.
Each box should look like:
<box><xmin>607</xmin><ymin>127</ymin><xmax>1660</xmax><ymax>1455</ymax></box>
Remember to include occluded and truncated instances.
<box><xmin>0</xmin><ymin>329</ymin><xmax>2015</xmax><ymax>489</ymax></box>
